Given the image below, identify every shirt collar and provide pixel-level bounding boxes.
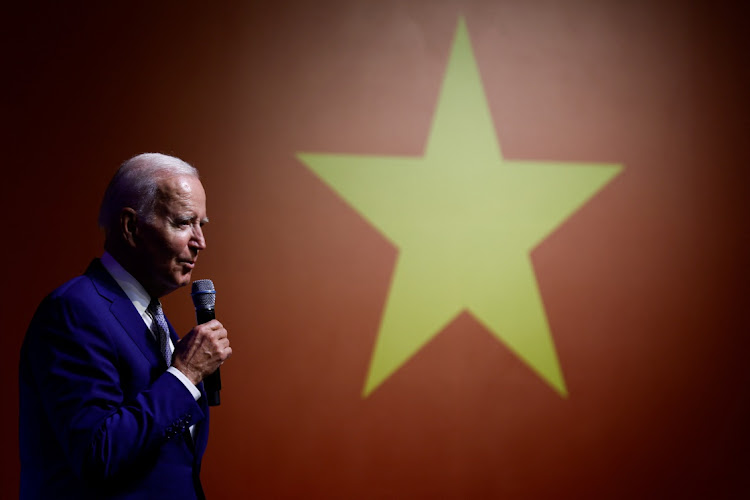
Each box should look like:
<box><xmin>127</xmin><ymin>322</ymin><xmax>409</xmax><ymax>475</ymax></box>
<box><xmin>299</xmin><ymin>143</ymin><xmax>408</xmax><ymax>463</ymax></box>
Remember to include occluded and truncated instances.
<box><xmin>101</xmin><ymin>251</ymin><xmax>152</xmax><ymax>327</ymax></box>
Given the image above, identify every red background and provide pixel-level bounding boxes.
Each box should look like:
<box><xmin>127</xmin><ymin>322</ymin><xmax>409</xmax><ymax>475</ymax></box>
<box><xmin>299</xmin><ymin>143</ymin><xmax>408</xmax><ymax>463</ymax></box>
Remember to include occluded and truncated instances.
<box><xmin>4</xmin><ymin>1</ymin><xmax>749</xmax><ymax>498</ymax></box>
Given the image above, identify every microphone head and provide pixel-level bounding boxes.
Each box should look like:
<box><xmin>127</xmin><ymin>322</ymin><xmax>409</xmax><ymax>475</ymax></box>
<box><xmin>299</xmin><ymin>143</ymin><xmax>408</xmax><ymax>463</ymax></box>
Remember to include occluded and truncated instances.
<box><xmin>191</xmin><ymin>279</ymin><xmax>216</xmax><ymax>310</ymax></box>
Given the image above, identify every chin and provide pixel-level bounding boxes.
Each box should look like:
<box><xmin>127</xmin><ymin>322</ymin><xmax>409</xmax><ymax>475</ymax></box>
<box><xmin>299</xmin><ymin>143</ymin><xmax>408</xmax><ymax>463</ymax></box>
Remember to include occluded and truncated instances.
<box><xmin>161</xmin><ymin>274</ymin><xmax>190</xmax><ymax>294</ymax></box>
<box><xmin>175</xmin><ymin>277</ymin><xmax>191</xmax><ymax>288</ymax></box>
<box><xmin>178</xmin><ymin>272</ymin><xmax>193</xmax><ymax>287</ymax></box>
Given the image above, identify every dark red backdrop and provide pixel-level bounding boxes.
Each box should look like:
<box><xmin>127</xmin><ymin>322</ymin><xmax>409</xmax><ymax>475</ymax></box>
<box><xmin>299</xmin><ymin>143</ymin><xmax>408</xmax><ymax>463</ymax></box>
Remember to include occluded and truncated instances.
<box><xmin>4</xmin><ymin>1</ymin><xmax>749</xmax><ymax>498</ymax></box>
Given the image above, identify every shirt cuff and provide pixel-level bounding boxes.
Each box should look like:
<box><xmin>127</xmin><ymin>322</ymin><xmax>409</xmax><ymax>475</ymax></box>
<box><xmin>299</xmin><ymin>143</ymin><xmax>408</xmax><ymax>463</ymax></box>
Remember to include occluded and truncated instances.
<box><xmin>167</xmin><ymin>366</ymin><xmax>202</xmax><ymax>401</ymax></box>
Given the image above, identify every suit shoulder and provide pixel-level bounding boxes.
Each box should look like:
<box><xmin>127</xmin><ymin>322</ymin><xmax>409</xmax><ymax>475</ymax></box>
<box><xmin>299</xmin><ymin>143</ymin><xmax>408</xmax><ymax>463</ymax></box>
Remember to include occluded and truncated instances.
<box><xmin>30</xmin><ymin>273</ymin><xmax>111</xmax><ymax>328</ymax></box>
<box><xmin>41</xmin><ymin>259</ymin><xmax>113</xmax><ymax>305</ymax></box>
<box><xmin>50</xmin><ymin>273</ymin><xmax>97</xmax><ymax>298</ymax></box>
<box><xmin>39</xmin><ymin>275</ymin><xmax>98</xmax><ymax>310</ymax></box>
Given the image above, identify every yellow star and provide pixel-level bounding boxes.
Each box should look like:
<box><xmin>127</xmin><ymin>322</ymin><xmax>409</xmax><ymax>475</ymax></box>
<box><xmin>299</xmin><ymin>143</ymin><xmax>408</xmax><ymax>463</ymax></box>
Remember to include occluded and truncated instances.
<box><xmin>297</xmin><ymin>17</ymin><xmax>622</xmax><ymax>398</ymax></box>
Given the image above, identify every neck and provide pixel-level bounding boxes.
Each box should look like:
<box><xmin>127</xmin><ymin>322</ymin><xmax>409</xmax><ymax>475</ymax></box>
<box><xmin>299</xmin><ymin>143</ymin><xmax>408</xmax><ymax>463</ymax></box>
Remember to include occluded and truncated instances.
<box><xmin>104</xmin><ymin>240</ymin><xmax>165</xmax><ymax>298</ymax></box>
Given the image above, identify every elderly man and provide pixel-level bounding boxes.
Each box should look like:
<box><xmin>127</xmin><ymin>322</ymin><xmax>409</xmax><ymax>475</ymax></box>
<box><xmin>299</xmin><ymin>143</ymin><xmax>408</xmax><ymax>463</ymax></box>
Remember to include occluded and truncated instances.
<box><xmin>19</xmin><ymin>153</ymin><xmax>231</xmax><ymax>499</ymax></box>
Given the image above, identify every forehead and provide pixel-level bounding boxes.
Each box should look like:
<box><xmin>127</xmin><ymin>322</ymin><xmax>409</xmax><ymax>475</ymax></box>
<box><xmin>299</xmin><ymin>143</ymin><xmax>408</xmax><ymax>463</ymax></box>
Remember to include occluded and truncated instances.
<box><xmin>154</xmin><ymin>174</ymin><xmax>206</xmax><ymax>212</ymax></box>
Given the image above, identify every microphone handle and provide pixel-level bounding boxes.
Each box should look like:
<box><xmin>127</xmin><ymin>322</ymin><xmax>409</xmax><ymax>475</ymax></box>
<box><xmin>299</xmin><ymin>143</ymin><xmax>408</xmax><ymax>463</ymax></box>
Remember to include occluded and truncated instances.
<box><xmin>196</xmin><ymin>308</ymin><xmax>221</xmax><ymax>406</ymax></box>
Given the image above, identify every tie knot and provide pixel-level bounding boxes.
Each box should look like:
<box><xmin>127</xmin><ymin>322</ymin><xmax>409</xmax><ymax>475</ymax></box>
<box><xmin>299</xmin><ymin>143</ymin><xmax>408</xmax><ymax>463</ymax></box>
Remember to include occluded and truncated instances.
<box><xmin>148</xmin><ymin>299</ymin><xmax>162</xmax><ymax>316</ymax></box>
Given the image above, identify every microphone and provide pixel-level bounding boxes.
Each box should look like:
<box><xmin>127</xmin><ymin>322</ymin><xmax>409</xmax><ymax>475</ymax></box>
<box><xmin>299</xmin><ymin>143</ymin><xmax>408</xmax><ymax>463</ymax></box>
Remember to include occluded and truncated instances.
<box><xmin>191</xmin><ymin>279</ymin><xmax>221</xmax><ymax>406</ymax></box>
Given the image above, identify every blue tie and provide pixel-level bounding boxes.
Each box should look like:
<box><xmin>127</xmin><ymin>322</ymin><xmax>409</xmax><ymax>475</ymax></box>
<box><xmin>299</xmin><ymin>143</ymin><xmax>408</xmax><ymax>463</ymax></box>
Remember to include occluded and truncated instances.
<box><xmin>148</xmin><ymin>299</ymin><xmax>173</xmax><ymax>367</ymax></box>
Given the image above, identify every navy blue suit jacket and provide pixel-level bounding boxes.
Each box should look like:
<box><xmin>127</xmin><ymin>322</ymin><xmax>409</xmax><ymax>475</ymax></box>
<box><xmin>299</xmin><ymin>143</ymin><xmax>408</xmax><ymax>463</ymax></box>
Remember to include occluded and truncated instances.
<box><xmin>19</xmin><ymin>259</ymin><xmax>210</xmax><ymax>499</ymax></box>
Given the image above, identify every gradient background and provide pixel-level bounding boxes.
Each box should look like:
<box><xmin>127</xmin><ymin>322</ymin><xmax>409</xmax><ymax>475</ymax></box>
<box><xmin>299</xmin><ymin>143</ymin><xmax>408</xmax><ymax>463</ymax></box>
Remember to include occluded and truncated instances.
<box><xmin>4</xmin><ymin>1</ymin><xmax>749</xmax><ymax>498</ymax></box>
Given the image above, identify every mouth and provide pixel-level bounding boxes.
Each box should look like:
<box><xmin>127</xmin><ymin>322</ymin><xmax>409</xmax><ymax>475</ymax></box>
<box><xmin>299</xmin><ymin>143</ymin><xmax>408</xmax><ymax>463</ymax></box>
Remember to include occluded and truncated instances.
<box><xmin>180</xmin><ymin>260</ymin><xmax>196</xmax><ymax>270</ymax></box>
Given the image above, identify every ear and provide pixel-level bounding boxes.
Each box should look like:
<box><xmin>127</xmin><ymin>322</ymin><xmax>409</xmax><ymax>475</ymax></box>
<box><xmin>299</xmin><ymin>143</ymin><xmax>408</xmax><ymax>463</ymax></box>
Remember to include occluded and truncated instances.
<box><xmin>120</xmin><ymin>208</ymin><xmax>139</xmax><ymax>248</ymax></box>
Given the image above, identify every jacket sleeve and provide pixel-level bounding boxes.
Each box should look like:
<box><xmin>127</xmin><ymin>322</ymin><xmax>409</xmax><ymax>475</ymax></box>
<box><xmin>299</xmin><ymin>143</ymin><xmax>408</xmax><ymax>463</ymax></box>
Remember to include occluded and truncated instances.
<box><xmin>24</xmin><ymin>289</ymin><xmax>205</xmax><ymax>482</ymax></box>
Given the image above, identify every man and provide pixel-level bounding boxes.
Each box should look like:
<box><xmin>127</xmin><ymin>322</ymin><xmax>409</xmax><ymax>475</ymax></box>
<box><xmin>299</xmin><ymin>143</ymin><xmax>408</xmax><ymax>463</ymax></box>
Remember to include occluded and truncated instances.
<box><xmin>19</xmin><ymin>153</ymin><xmax>232</xmax><ymax>499</ymax></box>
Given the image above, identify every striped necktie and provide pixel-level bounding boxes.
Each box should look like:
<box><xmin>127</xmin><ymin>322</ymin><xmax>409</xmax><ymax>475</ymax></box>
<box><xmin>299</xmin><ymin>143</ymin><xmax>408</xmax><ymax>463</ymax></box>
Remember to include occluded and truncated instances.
<box><xmin>148</xmin><ymin>299</ymin><xmax>173</xmax><ymax>367</ymax></box>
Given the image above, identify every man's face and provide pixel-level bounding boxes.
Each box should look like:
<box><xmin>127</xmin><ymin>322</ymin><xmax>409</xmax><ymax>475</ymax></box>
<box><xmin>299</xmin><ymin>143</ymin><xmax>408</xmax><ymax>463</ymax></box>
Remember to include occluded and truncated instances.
<box><xmin>136</xmin><ymin>174</ymin><xmax>208</xmax><ymax>297</ymax></box>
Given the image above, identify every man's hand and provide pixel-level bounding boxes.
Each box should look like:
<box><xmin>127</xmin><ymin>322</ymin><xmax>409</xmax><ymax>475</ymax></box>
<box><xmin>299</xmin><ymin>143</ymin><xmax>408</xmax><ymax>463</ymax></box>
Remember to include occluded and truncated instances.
<box><xmin>171</xmin><ymin>320</ymin><xmax>232</xmax><ymax>385</ymax></box>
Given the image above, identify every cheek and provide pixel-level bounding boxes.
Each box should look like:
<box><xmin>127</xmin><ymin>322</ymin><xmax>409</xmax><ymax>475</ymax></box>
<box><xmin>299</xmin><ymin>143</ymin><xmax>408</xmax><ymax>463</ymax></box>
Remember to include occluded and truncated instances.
<box><xmin>169</xmin><ymin>233</ymin><xmax>192</xmax><ymax>257</ymax></box>
<box><xmin>148</xmin><ymin>236</ymin><xmax>183</xmax><ymax>264</ymax></box>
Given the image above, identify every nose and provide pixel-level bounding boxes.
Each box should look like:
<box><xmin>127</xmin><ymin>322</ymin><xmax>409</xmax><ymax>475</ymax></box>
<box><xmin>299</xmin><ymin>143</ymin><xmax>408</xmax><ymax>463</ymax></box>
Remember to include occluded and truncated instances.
<box><xmin>190</xmin><ymin>224</ymin><xmax>207</xmax><ymax>251</ymax></box>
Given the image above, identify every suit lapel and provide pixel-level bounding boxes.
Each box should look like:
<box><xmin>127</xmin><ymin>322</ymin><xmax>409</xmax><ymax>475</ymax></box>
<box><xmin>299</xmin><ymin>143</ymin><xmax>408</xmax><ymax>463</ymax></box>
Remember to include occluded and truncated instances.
<box><xmin>85</xmin><ymin>259</ymin><xmax>163</xmax><ymax>369</ymax></box>
<box><xmin>166</xmin><ymin>318</ymin><xmax>181</xmax><ymax>351</ymax></box>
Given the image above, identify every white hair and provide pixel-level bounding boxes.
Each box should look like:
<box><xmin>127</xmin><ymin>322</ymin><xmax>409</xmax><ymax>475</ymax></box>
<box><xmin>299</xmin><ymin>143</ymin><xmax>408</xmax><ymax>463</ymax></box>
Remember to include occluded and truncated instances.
<box><xmin>98</xmin><ymin>153</ymin><xmax>199</xmax><ymax>235</ymax></box>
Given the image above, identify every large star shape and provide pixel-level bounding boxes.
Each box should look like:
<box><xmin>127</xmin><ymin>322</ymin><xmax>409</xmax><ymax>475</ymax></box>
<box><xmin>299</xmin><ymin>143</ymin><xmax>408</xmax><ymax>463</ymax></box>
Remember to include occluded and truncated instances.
<box><xmin>297</xmin><ymin>17</ymin><xmax>622</xmax><ymax>398</ymax></box>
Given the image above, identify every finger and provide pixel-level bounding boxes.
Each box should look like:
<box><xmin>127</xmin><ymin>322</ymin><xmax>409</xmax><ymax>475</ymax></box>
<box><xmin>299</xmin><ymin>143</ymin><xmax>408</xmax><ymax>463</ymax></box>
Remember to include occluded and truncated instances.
<box><xmin>197</xmin><ymin>323</ymin><xmax>224</xmax><ymax>338</ymax></box>
<box><xmin>204</xmin><ymin>326</ymin><xmax>227</xmax><ymax>339</ymax></box>
<box><xmin>197</xmin><ymin>320</ymin><xmax>221</xmax><ymax>331</ymax></box>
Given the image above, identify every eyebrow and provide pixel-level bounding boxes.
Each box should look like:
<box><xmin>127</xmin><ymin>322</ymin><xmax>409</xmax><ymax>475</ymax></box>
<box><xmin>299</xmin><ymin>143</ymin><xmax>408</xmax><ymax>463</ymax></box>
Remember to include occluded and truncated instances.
<box><xmin>175</xmin><ymin>214</ymin><xmax>210</xmax><ymax>225</ymax></box>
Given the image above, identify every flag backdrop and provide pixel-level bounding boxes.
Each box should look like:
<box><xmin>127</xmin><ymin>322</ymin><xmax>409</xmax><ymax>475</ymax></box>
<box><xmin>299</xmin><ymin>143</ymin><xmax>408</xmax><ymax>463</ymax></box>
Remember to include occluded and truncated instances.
<box><xmin>4</xmin><ymin>1</ymin><xmax>749</xmax><ymax>498</ymax></box>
